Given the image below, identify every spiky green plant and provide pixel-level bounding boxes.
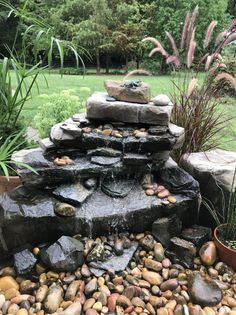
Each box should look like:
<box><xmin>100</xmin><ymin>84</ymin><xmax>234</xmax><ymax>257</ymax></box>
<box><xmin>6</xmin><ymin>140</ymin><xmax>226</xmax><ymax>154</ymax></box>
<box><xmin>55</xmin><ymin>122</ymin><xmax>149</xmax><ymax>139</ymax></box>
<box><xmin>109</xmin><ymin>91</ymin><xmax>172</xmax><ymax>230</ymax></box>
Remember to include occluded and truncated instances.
<box><xmin>0</xmin><ymin>0</ymin><xmax>85</xmax><ymax>144</ymax></box>
<box><xmin>0</xmin><ymin>131</ymin><xmax>38</xmax><ymax>179</ymax></box>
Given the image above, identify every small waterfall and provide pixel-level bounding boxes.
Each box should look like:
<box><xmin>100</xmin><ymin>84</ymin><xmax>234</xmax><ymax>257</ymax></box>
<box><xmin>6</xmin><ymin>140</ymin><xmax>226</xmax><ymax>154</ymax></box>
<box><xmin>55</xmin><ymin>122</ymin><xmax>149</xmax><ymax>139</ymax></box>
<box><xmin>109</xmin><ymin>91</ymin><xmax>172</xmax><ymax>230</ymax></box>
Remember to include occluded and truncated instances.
<box><xmin>0</xmin><ymin>228</ymin><xmax>8</xmax><ymax>251</ymax></box>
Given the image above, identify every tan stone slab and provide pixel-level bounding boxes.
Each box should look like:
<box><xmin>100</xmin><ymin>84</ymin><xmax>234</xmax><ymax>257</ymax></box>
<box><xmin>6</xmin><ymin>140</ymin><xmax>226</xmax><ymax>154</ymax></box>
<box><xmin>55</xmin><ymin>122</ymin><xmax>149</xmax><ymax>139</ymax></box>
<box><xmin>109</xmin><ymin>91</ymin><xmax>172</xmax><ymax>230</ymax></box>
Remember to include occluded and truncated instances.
<box><xmin>86</xmin><ymin>92</ymin><xmax>172</xmax><ymax>126</ymax></box>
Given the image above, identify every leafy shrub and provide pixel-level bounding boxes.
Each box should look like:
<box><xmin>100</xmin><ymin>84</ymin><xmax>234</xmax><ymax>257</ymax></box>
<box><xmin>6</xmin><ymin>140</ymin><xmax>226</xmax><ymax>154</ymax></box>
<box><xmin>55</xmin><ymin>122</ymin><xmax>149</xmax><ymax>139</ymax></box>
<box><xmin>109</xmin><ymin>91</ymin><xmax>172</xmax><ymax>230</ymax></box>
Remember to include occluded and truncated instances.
<box><xmin>33</xmin><ymin>89</ymin><xmax>90</xmax><ymax>138</ymax></box>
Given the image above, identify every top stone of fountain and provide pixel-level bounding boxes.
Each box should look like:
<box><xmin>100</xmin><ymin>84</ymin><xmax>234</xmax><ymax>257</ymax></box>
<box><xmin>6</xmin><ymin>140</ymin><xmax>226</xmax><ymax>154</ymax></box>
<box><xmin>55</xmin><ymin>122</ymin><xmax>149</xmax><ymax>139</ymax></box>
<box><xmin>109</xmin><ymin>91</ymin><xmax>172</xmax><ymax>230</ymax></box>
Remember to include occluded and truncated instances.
<box><xmin>104</xmin><ymin>79</ymin><xmax>151</xmax><ymax>104</ymax></box>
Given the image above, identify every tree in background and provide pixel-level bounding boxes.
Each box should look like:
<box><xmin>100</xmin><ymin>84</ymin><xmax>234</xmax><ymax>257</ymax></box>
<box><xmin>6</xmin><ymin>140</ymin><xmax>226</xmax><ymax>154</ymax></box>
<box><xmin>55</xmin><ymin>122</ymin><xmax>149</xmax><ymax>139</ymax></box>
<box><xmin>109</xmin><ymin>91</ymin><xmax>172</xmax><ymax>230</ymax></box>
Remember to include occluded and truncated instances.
<box><xmin>228</xmin><ymin>0</ymin><xmax>236</xmax><ymax>17</ymax></box>
<box><xmin>0</xmin><ymin>0</ymin><xmax>233</xmax><ymax>73</ymax></box>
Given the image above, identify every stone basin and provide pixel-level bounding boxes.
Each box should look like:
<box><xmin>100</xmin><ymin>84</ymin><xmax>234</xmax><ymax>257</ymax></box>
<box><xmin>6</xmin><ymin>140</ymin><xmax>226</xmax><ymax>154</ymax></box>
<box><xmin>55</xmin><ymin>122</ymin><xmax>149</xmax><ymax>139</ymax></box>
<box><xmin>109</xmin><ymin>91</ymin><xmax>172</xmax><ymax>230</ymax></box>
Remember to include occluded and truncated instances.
<box><xmin>0</xmin><ymin>159</ymin><xmax>200</xmax><ymax>252</ymax></box>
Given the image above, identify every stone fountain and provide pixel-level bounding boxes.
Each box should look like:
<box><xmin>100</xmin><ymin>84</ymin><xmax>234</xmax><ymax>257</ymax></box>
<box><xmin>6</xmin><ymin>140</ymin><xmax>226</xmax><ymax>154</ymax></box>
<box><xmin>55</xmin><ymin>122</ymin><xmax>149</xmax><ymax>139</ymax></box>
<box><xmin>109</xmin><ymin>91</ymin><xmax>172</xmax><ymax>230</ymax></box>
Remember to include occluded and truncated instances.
<box><xmin>0</xmin><ymin>80</ymin><xmax>200</xmax><ymax>253</ymax></box>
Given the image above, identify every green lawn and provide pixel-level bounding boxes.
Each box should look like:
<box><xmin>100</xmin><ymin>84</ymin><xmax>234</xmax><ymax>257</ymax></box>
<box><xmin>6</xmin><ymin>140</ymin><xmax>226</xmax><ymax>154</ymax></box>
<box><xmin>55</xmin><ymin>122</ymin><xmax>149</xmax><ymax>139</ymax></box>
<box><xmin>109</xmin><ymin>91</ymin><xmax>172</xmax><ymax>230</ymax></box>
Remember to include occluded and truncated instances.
<box><xmin>14</xmin><ymin>72</ymin><xmax>236</xmax><ymax>151</ymax></box>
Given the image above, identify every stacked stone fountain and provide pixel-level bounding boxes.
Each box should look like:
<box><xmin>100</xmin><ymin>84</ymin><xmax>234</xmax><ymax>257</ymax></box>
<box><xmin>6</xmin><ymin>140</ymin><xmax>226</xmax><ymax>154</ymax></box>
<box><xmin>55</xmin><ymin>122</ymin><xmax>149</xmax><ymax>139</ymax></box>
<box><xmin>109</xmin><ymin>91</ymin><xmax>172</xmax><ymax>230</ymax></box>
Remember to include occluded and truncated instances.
<box><xmin>0</xmin><ymin>80</ymin><xmax>200</xmax><ymax>252</ymax></box>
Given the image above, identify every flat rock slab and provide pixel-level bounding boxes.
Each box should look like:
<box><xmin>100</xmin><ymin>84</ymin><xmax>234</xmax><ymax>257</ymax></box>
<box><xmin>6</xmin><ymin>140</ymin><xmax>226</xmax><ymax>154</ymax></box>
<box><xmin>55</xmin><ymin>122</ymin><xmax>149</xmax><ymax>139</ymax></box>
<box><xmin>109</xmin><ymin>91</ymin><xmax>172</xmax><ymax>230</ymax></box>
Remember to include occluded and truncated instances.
<box><xmin>123</xmin><ymin>153</ymin><xmax>151</xmax><ymax>165</ymax></box>
<box><xmin>86</xmin><ymin>92</ymin><xmax>172</xmax><ymax>126</ymax></box>
<box><xmin>0</xmin><ymin>160</ymin><xmax>200</xmax><ymax>251</ymax></box>
<box><xmin>14</xmin><ymin>148</ymin><xmax>168</xmax><ymax>188</ymax></box>
<box><xmin>53</xmin><ymin>183</ymin><xmax>94</xmax><ymax>206</ymax></box>
<box><xmin>101</xmin><ymin>178</ymin><xmax>135</xmax><ymax>198</ymax></box>
<box><xmin>89</xmin><ymin>242</ymin><xmax>138</xmax><ymax>273</ymax></box>
<box><xmin>91</xmin><ymin>156</ymin><xmax>121</xmax><ymax>166</ymax></box>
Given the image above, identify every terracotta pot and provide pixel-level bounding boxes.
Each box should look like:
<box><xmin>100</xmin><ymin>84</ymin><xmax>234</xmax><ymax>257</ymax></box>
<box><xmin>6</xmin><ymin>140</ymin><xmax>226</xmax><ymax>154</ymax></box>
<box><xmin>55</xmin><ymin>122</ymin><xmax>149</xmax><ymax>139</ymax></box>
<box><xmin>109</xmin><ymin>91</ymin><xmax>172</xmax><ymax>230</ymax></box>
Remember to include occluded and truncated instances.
<box><xmin>0</xmin><ymin>175</ymin><xmax>21</xmax><ymax>193</ymax></box>
<box><xmin>214</xmin><ymin>225</ymin><xmax>236</xmax><ymax>270</ymax></box>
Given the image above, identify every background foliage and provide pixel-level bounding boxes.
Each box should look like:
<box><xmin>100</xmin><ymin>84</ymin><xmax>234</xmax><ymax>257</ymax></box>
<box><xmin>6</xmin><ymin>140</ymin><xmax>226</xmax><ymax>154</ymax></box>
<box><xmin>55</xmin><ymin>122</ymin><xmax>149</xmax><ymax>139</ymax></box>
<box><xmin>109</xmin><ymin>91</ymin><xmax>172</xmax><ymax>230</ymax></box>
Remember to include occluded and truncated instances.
<box><xmin>0</xmin><ymin>0</ymin><xmax>234</xmax><ymax>74</ymax></box>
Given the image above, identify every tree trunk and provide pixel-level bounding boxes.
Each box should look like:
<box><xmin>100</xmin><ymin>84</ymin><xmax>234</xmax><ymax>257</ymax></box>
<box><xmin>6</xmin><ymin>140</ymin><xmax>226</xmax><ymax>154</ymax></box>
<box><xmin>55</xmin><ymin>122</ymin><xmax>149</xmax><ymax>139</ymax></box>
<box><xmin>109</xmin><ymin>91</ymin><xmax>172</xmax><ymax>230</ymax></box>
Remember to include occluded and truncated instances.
<box><xmin>160</xmin><ymin>57</ymin><xmax>166</xmax><ymax>74</ymax></box>
<box><xmin>105</xmin><ymin>54</ymin><xmax>110</xmax><ymax>74</ymax></box>
<box><xmin>125</xmin><ymin>56</ymin><xmax>128</xmax><ymax>73</ymax></box>
<box><xmin>96</xmin><ymin>49</ymin><xmax>100</xmax><ymax>74</ymax></box>
<box><xmin>136</xmin><ymin>59</ymin><xmax>140</xmax><ymax>69</ymax></box>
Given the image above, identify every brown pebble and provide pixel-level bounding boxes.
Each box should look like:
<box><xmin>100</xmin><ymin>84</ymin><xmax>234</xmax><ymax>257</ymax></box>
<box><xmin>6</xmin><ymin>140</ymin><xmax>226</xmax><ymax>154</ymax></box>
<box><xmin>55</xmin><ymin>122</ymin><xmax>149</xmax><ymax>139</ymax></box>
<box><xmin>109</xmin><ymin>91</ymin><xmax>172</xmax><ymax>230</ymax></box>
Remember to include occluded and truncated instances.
<box><xmin>167</xmin><ymin>196</ymin><xmax>177</xmax><ymax>204</ymax></box>
<box><xmin>54</xmin><ymin>158</ymin><xmax>67</xmax><ymax>166</ymax></box>
<box><xmin>158</xmin><ymin>189</ymin><xmax>170</xmax><ymax>199</ymax></box>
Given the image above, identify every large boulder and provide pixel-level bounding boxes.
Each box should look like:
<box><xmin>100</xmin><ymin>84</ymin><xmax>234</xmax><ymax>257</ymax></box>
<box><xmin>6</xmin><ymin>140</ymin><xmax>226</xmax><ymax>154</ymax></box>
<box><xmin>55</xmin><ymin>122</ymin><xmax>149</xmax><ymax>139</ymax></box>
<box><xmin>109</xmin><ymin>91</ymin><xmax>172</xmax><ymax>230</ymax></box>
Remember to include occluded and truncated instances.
<box><xmin>181</xmin><ymin>149</ymin><xmax>236</xmax><ymax>224</ymax></box>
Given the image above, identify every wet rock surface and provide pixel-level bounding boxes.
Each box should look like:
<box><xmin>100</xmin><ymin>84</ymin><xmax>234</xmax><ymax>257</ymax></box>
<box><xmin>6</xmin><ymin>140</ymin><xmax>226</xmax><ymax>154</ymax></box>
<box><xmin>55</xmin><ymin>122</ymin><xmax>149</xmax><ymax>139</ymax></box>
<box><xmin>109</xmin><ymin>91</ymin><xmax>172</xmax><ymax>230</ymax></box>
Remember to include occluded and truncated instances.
<box><xmin>40</xmin><ymin>236</ymin><xmax>84</xmax><ymax>272</ymax></box>
<box><xmin>181</xmin><ymin>225</ymin><xmax>212</xmax><ymax>249</ymax></box>
<box><xmin>0</xmin><ymin>159</ymin><xmax>200</xmax><ymax>251</ymax></box>
<box><xmin>53</xmin><ymin>183</ymin><xmax>95</xmax><ymax>206</ymax></box>
<box><xmin>166</xmin><ymin>237</ymin><xmax>197</xmax><ymax>269</ymax></box>
<box><xmin>152</xmin><ymin>214</ymin><xmax>182</xmax><ymax>247</ymax></box>
<box><xmin>14</xmin><ymin>249</ymin><xmax>37</xmax><ymax>275</ymax></box>
<box><xmin>101</xmin><ymin>177</ymin><xmax>135</xmax><ymax>198</ymax></box>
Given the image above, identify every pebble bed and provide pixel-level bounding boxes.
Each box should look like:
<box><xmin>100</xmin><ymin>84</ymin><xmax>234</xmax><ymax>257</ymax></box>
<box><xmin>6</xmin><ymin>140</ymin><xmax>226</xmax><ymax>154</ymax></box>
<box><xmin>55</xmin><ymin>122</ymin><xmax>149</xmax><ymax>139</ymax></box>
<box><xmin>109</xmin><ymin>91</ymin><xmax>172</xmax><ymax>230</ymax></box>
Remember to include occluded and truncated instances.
<box><xmin>0</xmin><ymin>233</ymin><xmax>235</xmax><ymax>315</ymax></box>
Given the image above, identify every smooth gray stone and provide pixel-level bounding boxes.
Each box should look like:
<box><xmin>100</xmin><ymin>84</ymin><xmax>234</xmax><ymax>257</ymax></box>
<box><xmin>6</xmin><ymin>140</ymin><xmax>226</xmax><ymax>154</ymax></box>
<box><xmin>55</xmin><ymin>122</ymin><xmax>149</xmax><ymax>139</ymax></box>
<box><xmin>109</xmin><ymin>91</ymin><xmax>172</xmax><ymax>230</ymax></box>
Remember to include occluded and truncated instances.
<box><xmin>188</xmin><ymin>272</ymin><xmax>222</xmax><ymax>306</ymax></box>
<box><xmin>86</xmin><ymin>92</ymin><xmax>172</xmax><ymax>125</ymax></box>
<box><xmin>181</xmin><ymin>149</ymin><xmax>236</xmax><ymax>225</ymax></box>
<box><xmin>39</xmin><ymin>138</ymin><xmax>56</xmax><ymax>151</ymax></box>
<box><xmin>12</xmin><ymin>148</ymin><xmax>52</xmax><ymax>168</ymax></box>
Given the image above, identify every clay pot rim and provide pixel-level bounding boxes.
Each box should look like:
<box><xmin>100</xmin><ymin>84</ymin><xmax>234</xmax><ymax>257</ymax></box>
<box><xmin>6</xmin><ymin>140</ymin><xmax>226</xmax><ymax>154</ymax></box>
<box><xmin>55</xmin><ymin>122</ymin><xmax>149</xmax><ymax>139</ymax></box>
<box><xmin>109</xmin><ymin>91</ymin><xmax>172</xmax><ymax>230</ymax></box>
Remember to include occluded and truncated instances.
<box><xmin>214</xmin><ymin>224</ymin><xmax>236</xmax><ymax>253</ymax></box>
<box><xmin>0</xmin><ymin>175</ymin><xmax>20</xmax><ymax>182</ymax></box>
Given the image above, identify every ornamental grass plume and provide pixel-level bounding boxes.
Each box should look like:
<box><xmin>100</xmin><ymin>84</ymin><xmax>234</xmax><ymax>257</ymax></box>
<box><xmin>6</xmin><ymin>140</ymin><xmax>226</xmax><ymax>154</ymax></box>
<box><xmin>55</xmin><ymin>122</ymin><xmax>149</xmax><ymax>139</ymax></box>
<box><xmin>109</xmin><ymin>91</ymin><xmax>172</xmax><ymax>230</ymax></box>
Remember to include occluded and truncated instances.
<box><xmin>143</xmin><ymin>6</ymin><xmax>236</xmax><ymax>72</ymax></box>
<box><xmin>204</xmin><ymin>21</ymin><xmax>218</xmax><ymax>48</ymax></box>
<box><xmin>123</xmin><ymin>69</ymin><xmax>151</xmax><ymax>81</ymax></box>
<box><xmin>142</xmin><ymin>7</ymin><xmax>236</xmax><ymax>162</ymax></box>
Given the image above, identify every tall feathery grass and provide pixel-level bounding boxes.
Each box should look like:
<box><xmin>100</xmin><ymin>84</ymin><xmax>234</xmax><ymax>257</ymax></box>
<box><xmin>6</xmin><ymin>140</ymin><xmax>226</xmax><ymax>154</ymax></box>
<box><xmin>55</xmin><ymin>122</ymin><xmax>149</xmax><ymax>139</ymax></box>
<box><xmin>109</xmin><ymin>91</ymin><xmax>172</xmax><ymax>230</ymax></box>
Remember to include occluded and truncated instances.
<box><xmin>143</xmin><ymin>7</ymin><xmax>236</xmax><ymax>161</ymax></box>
